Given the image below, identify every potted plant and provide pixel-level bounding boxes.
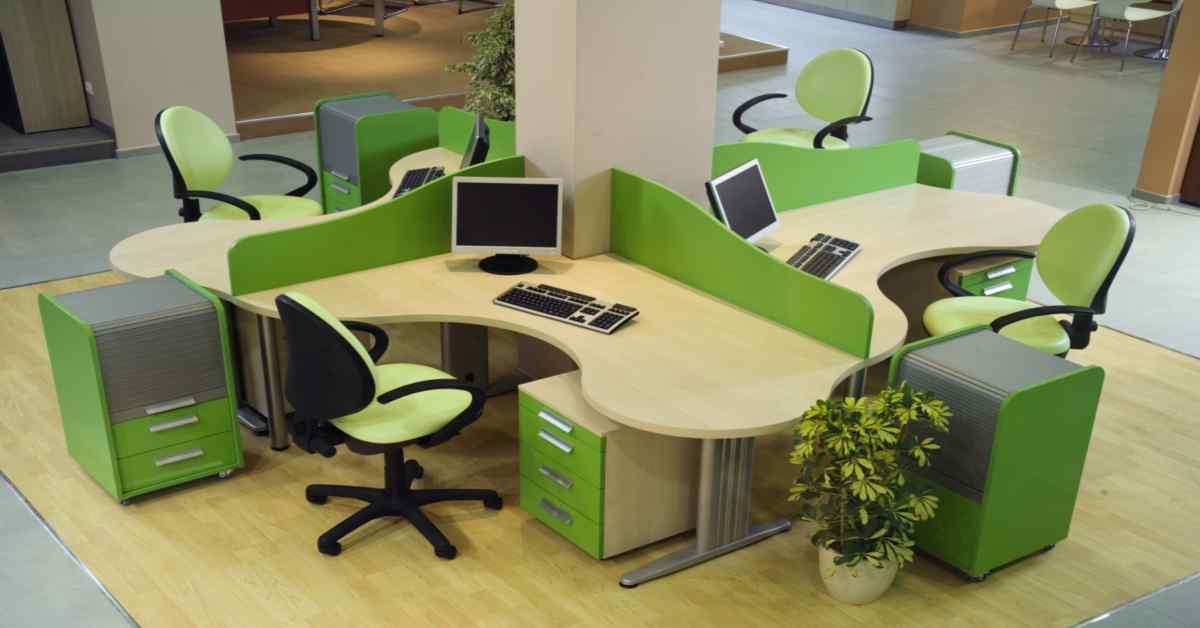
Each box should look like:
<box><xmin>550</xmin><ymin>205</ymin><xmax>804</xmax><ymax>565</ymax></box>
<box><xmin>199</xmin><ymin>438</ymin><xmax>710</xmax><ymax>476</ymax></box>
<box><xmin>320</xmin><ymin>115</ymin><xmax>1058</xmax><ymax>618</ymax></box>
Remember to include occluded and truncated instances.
<box><xmin>446</xmin><ymin>0</ymin><xmax>515</xmax><ymax>121</ymax></box>
<box><xmin>788</xmin><ymin>382</ymin><xmax>950</xmax><ymax>605</ymax></box>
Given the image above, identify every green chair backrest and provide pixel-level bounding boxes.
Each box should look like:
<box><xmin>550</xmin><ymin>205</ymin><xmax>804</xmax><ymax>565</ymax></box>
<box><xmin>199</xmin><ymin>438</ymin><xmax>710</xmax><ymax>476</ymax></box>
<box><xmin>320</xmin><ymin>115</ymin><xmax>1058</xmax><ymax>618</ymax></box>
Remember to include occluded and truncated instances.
<box><xmin>1037</xmin><ymin>203</ymin><xmax>1133</xmax><ymax>311</ymax></box>
<box><xmin>156</xmin><ymin>106</ymin><xmax>235</xmax><ymax>192</ymax></box>
<box><xmin>284</xmin><ymin>291</ymin><xmax>377</xmax><ymax>381</ymax></box>
<box><xmin>795</xmin><ymin>48</ymin><xmax>873</xmax><ymax>124</ymax></box>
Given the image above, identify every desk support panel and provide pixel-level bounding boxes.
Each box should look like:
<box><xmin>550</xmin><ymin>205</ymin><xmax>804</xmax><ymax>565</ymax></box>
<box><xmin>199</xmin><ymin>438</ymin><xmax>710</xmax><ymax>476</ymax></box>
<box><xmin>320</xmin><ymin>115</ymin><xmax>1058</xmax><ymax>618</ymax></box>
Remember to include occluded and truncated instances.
<box><xmin>619</xmin><ymin>437</ymin><xmax>791</xmax><ymax>587</ymax></box>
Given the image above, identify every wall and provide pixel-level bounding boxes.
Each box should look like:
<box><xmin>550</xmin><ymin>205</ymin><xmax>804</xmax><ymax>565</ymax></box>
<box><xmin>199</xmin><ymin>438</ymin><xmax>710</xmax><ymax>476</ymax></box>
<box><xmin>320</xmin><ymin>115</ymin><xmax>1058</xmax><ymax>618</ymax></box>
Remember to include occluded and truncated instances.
<box><xmin>66</xmin><ymin>1</ymin><xmax>237</xmax><ymax>153</ymax></box>
<box><xmin>66</xmin><ymin>0</ymin><xmax>112</xmax><ymax>129</ymax></box>
<box><xmin>754</xmin><ymin>0</ymin><xmax>910</xmax><ymax>29</ymax></box>
<box><xmin>1135</xmin><ymin>4</ymin><xmax>1200</xmax><ymax>201</ymax></box>
<box><xmin>911</xmin><ymin>0</ymin><xmax>1170</xmax><ymax>37</ymax></box>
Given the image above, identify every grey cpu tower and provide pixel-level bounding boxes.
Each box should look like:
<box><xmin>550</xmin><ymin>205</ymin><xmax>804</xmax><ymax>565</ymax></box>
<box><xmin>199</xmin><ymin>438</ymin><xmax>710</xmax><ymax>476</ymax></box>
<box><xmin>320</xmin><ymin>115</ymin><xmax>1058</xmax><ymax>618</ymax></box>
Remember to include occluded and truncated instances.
<box><xmin>918</xmin><ymin>131</ymin><xmax>1019</xmax><ymax>196</ymax></box>
<box><xmin>888</xmin><ymin>328</ymin><xmax>1104</xmax><ymax>580</ymax></box>
<box><xmin>315</xmin><ymin>93</ymin><xmax>425</xmax><ymax>212</ymax></box>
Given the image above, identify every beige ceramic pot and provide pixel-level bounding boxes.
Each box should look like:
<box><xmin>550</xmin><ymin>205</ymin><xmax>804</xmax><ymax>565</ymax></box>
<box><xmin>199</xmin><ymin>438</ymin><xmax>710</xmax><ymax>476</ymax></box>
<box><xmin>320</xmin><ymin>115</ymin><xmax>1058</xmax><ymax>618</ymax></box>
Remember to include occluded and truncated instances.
<box><xmin>818</xmin><ymin>546</ymin><xmax>898</xmax><ymax>605</ymax></box>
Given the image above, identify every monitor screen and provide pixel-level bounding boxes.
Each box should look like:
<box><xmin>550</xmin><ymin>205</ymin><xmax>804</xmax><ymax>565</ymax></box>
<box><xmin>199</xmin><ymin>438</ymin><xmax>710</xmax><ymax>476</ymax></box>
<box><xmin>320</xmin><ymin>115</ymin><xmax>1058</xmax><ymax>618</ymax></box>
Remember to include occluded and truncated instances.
<box><xmin>453</xmin><ymin>178</ymin><xmax>562</xmax><ymax>252</ymax></box>
<box><xmin>707</xmin><ymin>159</ymin><xmax>778</xmax><ymax>243</ymax></box>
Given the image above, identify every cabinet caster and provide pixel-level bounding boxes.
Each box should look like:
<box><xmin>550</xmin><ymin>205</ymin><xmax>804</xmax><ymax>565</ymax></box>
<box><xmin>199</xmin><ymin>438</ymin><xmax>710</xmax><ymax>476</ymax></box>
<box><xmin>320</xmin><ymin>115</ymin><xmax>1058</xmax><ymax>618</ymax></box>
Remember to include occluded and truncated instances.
<box><xmin>968</xmin><ymin>572</ymin><xmax>990</xmax><ymax>583</ymax></box>
<box><xmin>120</xmin><ymin>499</ymin><xmax>130</xmax><ymax>506</ymax></box>
<box><xmin>218</xmin><ymin>470</ymin><xmax>232</xmax><ymax>479</ymax></box>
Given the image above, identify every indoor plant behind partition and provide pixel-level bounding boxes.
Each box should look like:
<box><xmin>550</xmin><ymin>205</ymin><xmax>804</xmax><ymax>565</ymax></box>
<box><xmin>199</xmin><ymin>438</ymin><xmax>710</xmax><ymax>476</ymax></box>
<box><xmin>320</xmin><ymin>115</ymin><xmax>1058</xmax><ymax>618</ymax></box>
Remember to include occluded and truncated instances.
<box><xmin>789</xmin><ymin>383</ymin><xmax>950</xmax><ymax>604</ymax></box>
<box><xmin>446</xmin><ymin>0</ymin><xmax>515</xmax><ymax>121</ymax></box>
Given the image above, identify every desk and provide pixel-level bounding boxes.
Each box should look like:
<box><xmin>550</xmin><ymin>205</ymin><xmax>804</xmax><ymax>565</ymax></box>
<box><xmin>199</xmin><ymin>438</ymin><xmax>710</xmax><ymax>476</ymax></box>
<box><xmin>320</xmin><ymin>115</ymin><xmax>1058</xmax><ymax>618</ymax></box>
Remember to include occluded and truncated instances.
<box><xmin>109</xmin><ymin>182</ymin><xmax>1062</xmax><ymax>585</ymax></box>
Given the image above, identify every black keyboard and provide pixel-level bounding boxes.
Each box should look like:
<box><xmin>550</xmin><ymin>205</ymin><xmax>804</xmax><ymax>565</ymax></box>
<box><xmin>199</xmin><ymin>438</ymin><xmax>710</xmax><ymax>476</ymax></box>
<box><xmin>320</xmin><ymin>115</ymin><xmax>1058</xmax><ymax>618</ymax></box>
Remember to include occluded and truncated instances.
<box><xmin>393</xmin><ymin>166</ymin><xmax>445</xmax><ymax>197</ymax></box>
<box><xmin>786</xmin><ymin>233</ymin><xmax>861</xmax><ymax>280</ymax></box>
<box><xmin>494</xmin><ymin>282</ymin><xmax>639</xmax><ymax>334</ymax></box>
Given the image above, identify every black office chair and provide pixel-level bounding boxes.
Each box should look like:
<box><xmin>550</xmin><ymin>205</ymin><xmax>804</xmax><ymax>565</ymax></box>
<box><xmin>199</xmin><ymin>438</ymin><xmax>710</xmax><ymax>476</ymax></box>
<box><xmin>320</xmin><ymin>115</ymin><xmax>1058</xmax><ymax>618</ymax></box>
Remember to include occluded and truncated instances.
<box><xmin>276</xmin><ymin>292</ymin><xmax>502</xmax><ymax>559</ymax></box>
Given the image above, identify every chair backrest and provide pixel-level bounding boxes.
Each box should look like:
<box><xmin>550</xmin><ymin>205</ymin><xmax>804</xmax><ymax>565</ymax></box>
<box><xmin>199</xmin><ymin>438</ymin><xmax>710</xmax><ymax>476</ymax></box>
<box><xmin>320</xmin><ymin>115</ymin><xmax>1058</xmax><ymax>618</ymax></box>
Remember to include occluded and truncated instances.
<box><xmin>276</xmin><ymin>292</ymin><xmax>378</xmax><ymax>421</ymax></box>
<box><xmin>1036</xmin><ymin>203</ymin><xmax>1134</xmax><ymax>312</ymax></box>
<box><xmin>794</xmin><ymin>48</ymin><xmax>874</xmax><ymax>124</ymax></box>
<box><xmin>155</xmin><ymin>106</ymin><xmax>235</xmax><ymax>193</ymax></box>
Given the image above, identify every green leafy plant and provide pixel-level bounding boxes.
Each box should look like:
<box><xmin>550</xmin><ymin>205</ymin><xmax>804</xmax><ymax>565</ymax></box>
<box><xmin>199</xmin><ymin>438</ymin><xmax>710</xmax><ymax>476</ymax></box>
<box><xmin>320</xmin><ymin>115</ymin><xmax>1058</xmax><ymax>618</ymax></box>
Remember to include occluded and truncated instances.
<box><xmin>446</xmin><ymin>0</ymin><xmax>515</xmax><ymax>121</ymax></box>
<box><xmin>789</xmin><ymin>382</ymin><xmax>951</xmax><ymax>571</ymax></box>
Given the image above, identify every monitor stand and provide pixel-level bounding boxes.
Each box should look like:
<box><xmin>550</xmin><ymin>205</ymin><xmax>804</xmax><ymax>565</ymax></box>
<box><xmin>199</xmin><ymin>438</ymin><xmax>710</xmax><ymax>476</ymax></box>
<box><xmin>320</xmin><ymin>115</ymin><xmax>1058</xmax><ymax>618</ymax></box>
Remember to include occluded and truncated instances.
<box><xmin>479</xmin><ymin>254</ymin><xmax>538</xmax><ymax>275</ymax></box>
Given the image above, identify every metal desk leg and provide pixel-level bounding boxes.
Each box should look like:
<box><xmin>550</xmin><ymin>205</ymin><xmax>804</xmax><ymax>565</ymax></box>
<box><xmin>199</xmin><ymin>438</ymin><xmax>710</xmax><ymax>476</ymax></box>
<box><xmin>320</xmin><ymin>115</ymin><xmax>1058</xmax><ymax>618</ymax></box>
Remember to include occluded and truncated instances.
<box><xmin>619</xmin><ymin>438</ymin><xmax>791</xmax><ymax>587</ymax></box>
<box><xmin>441</xmin><ymin>323</ymin><xmax>489</xmax><ymax>388</ymax></box>
<box><xmin>309</xmin><ymin>0</ymin><xmax>321</xmax><ymax>40</ymax></box>
<box><xmin>257</xmin><ymin>315</ymin><xmax>290</xmax><ymax>451</ymax></box>
<box><xmin>373</xmin><ymin>0</ymin><xmax>386</xmax><ymax>36</ymax></box>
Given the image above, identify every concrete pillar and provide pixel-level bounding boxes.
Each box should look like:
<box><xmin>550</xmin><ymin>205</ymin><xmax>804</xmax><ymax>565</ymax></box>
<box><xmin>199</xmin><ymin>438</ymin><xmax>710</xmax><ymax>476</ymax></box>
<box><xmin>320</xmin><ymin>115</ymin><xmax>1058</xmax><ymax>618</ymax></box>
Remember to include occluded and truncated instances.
<box><xmin>1134</xmin><ymin>5</ymin><xmax>1200</xmax><ymax>203</ymax></box>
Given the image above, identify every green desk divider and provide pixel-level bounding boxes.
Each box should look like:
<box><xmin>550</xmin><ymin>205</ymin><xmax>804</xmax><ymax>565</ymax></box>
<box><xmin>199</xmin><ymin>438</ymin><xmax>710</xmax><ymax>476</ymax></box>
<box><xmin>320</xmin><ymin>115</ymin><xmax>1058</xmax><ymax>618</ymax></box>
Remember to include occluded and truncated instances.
<box><xmin>227</xmin><ymin>156</ymin><xmax>526</xmax><ymax>296</ymax></box>
<box><xmin>610</xmin><ymin>169</ymin><xmax>873</xmax><ymax>358</ymax></box>
<box><xmin>437</xmin><ymin>106</ymin><xmax>517</xmax><ymax>162</ymax></box>
<box><xmin>711</xmin><ymin>140</ymin><xmax>920</xmax><ymax>211</ymax></box>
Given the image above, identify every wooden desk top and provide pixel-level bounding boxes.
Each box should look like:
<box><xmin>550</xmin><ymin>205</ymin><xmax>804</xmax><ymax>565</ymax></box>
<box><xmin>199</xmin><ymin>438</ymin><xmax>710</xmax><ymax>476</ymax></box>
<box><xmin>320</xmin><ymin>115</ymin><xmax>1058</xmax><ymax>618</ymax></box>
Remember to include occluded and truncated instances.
<box><xmin>108</xmin><ymin>183</ymin><xmax>1063</xmax><ymax>438</ymax></box>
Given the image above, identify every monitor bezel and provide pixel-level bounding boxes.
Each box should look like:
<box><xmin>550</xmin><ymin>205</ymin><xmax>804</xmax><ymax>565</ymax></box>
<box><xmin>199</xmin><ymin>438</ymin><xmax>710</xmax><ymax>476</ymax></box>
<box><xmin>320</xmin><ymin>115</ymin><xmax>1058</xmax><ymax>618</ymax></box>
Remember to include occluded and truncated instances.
<box><xmin>706</xmin><ymin>158</ymin><xmax>779</xmax><ymax>244</ymax></box>
<box><xmin>451</xmin><ymin>176</ymin><xmax>564</xmax><ymax>257</ymax></box>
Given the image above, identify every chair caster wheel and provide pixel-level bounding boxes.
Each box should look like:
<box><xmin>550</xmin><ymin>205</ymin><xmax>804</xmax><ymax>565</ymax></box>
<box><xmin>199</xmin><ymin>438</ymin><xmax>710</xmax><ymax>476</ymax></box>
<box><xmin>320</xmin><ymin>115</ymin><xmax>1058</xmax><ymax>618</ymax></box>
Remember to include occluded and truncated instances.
<box><xmin>306</xmin><ymin>491</ymin><xmax>328</xmax><ymax>505</ymax></box>
<box><xmin>318</xmin><ymin>540</ymin><xmax>342</xmax><ymax>556</ymax></box>
<box><xmin>406</xmin><ymin>460</ymin><xmax>424</xmax><ymax>479</ymax></box>
<box><xmin>435</xmin><ymin>544</ymin><xmax>458</xmax><ymax>560</ymax></box>
<box><xmin>483</xmin><ymin>494</ymin><xmax>503</xmax><ymax>510</ymax></box>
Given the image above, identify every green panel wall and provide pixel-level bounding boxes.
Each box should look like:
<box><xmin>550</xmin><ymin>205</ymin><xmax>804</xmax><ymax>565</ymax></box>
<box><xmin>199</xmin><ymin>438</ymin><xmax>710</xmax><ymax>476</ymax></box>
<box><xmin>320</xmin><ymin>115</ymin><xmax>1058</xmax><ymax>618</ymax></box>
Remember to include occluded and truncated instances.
<box><xmin>228</xmin><ymin>156</ymin><xmax>527</xmax><ymax>295</ymax></box>
<box><xmin>356</xmin><ymin>107</ymin><xmax>439</xmax><ymax>204</ymax></box>
<box><xmin>711</xmin><ymin>140</ymin><xmax>920</xmax><ymax>211</ymax></box>
<box><xmin>437</xmin><ymin>106</ymin><xmax>517</xmax><ymax>161</ymax></box>
<box><xmin>610</xmin><ymin>169</ymin><xmax>873</xmax><ymax>358</ymax></box>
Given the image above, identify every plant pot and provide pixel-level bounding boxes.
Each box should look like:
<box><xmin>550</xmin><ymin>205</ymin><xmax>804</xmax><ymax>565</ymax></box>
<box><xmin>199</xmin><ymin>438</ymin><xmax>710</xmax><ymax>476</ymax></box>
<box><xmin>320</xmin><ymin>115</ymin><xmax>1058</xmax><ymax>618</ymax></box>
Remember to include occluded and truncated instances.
<box><xmin>817</xmin><ymin>546</ymin><xmax>898</xmax><ymax>605</ymax></box>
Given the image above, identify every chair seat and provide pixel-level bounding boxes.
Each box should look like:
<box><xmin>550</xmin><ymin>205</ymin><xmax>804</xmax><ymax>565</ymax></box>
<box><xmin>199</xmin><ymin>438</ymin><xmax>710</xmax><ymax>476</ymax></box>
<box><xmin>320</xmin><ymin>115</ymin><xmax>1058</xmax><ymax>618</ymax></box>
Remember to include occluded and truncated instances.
<box><xmin>1033</xmin><ymin>0</ymin><xmax>1097</xmax><ymax>10</ymax></box>
<box><xmin>331</xmin><ymin>363</ymin><xmax>472</xmax><ymax>445</ymax></box>
<box><xmin>199</xmin><ymin>194</ymin><xmax>323</xmax><ymax>221</ymax></box>
<box><xmin>743</xmin><ymin>127</ymin><xmax>850</xmax><ymax>150</ymax></box>
<box><xmin>923</xmin><ymin>296</ymin><xmax>1071</xmax><ymax>355</ymax></box>
<box><xmin>1113</xmin><ymin>6</ymin><xmax>1169</xmax><ymax>21</ymax></box>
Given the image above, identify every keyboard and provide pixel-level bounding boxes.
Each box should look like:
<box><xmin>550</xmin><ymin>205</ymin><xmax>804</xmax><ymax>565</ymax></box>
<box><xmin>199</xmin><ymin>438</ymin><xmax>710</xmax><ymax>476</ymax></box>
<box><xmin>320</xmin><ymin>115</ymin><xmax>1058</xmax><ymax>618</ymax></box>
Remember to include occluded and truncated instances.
<box><xmin>494</xmin><ymin>282</ymin><xmax>640</xmax><ymax>334</ymax></box>
<box><xmin>786</xmin><ymin>233</ymin><xmax>861</xmax><ymax>280</ymax></box>
<box><xmin>393</xmin><ymin>166</ymin><xmax>445</xmax><ymax>197</ymax></box>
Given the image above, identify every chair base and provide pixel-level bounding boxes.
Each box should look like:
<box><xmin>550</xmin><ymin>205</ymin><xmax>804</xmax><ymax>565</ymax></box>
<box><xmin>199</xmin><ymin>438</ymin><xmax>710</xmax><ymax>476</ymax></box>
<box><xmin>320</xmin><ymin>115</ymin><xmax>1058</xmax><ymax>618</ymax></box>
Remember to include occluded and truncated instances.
<box><xmin>306</xmin><ymin>448</ymin><xmax>501</xmax><ymax>559</ymax></box>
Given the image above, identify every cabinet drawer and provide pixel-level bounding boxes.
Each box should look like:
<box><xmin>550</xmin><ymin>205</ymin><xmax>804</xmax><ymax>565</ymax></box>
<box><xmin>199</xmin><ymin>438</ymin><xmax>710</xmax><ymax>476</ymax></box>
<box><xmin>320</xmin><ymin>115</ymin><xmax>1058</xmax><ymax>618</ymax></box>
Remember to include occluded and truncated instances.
<box><xmin>960</xmin><ymin>258</ymin><xmax>1032</xmax><ymax>289</ymax></box>
<box><xmin>520</xmin><ymin>476</ymin><xmax>601</xmax><ymax>559</ymax></box>
<box><xmin>322</xmin><ymin>171</ymin><xmax>361</xmax><ymax>212</ymax></box>
<box><xmin>112</xmin><ymin>397</ymin><xmax>232</xmax><ymax>458</ymax></box>
<box><xmin>966</xmin><ymin>278</ymin><xmax>1018</xmax><ymax>299</ymax></box>
<box><xmin>518</xmin><ymin>393</ymin><xmax>604</xmax><ymax>452</ymax></box>
<box><xmin>521</xmin><ymin>449</ymin><xmax>602</xmax><ymax>523</ymax></box>
<box><xmin>118</xmin><ymin>431</ymin><xmax>238</xmax><ymax>492</ymax></box>
<box><xmin>519</xmin><ymin>408</ymin><xmax>604</xmax><ymax>488</ymax></box>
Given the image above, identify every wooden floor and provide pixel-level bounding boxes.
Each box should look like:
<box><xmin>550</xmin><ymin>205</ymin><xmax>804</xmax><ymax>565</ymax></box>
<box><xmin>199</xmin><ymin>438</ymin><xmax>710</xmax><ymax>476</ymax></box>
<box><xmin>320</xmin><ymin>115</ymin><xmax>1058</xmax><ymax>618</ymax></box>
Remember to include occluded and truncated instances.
<box><xmin>3</xmin><ymin>272</ymin><xmax>1199</xmax><ymax>627</ymax></box>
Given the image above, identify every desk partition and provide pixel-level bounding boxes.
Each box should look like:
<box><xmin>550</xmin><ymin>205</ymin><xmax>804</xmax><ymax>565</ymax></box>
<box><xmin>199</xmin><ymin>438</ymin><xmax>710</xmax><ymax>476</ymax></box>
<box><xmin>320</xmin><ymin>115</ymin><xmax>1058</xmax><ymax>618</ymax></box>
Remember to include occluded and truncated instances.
<box><xmin>227</xmin><ymin>156</ymin><xmax>526</xmax><ymax>295</ymax></box>
<box><xmin>610</xmin><ymin>169</ymin><xmax>873</xmax><ymax>358</ymax></box>
<box><xmin>711</xmin><ymin>140</ymin><xmax>920</xmax><ymax>210</ymax></box>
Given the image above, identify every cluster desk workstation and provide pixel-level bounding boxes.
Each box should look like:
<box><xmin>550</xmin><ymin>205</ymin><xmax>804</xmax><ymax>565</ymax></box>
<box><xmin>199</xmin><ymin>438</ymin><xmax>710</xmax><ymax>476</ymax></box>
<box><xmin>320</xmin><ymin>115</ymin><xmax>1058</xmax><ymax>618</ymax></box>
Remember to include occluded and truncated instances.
<box><xmin>87</xmin><ymin>100</ymin><xmax>1083</xmax><ymax>588</ymax></box>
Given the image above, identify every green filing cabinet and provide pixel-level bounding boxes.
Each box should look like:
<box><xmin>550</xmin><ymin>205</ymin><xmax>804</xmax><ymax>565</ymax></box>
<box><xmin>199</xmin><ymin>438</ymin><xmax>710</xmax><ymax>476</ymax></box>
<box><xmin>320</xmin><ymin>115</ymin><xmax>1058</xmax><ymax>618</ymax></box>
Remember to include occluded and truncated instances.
<box><xmin>518</xmin><ymin>372</ymin><xmax>699</xmax><ymax>559</ymax></box>
<box><xmin>888</xmin><ymin>327</ymin><xmax>1104</xmax><ymax>580</ymax></box>
<box><xmin>39</xmin><ymin>271</ymin><xmax>243</xmax><ymax>503</ymax></box>
<box><xmin>315</xmin><ymin>93</ymin><xmax>438</xmax><ymax>212</ymax></box>
<box><xmin>952</xmin><ymin>254</ymin><xmax>1034</xmax><ymax>300</ymax></box>
<box><xmin>918</xmin><ymin>131</ymin><xmax>1020</xmax><ymax>196</ymax></box>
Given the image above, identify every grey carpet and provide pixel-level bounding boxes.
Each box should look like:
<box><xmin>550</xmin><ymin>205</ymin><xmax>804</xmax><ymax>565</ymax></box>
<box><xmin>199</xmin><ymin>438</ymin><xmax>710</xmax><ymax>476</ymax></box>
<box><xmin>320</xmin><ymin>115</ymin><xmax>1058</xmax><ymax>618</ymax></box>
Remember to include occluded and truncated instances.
<box><xmin>1075</xmin><ymin>571</ymin><xmax>1200</xmax><ymax>627</ymax></box>
<box><xmin>0</xmin><ymin>471</ymin><xmax>136</xmax><ymax>628</ymax></box>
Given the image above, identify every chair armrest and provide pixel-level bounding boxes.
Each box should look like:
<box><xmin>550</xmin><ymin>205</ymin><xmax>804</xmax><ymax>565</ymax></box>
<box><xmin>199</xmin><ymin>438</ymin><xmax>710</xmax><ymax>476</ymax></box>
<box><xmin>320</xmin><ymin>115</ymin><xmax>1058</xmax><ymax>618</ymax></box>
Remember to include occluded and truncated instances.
<box><xmin>179</xmin><ymin>190</ymin><xmax>261</xmax><ymax>220</ymax></box>
<box><xmin>937</xmin><ymin>249</ymin><xmax>1036</xmax><ymax>297</ymax></box>
<box><xmin>343</xmin><ymin>320</ymin><xmax>389</xmax><ymax>363</ymax></box>
<box><xmin>377</xmin><ymin>379</ymin><xmax>486</xmax><ymax>448</ymax></box>
<box><xmin>990</xmin><ymin>305</ymin><xmax>1094</xmax><ymax>333</ymax></box>
<box><xmin>239</xmin><ymin>153</ymin><xmax>318</xmax><ymax>197</ymax></box>
<box><xmin>813</xmin><ymin>115</ymin><xmax>873</xmax><ymax>149</ymax></box>
<box><xmin>732</xmin><ymin>93</ymin><xmax>788</xmax><ymax>135</ymax></box>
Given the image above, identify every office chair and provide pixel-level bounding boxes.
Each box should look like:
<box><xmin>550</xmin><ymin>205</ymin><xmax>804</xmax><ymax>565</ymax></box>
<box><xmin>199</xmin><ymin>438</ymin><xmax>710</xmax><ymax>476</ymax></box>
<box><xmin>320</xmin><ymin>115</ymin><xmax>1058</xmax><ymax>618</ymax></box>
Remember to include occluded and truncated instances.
<box><xmin>1010</xmin><ymin>0</ymin><xmax>1098</xmax><ymax>58</ymax></box>
<box><xmin>924</xmin><ymin>203</ymin><xmax>1134</xmax><ymax>356</ymax></box>
<box><xmin>731</xmin><ymin>48</ymin><xmax>874</xmax><ymax>150</ymax></box>
<box><xmin>276</xmin><ymin>292</ymin><xmax>502</xmax><ymax>559</ymax></box>
<box><xmin>155</xmin><ymin>106</ymin><xmax>321</xmax><ymax>222</ymax></box>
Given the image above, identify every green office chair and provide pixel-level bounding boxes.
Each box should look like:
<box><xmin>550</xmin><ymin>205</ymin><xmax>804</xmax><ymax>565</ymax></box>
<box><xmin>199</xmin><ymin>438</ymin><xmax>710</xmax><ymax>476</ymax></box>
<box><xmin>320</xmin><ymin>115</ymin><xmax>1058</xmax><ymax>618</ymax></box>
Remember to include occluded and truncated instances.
<box><xmin>276</xmin><ymin>292</ymin><xmax>502</xmax><ymax>559</ymax></box>
<box><xmin>732</xmin><ymin>48</ymin><xmax>874</xmax><ymax>150</ymax></box>
<box><xmin>924</xmin><ymin>203</ymin><xmax>1134</xmax><ymax>356</ymax></box>
<box><xmin>155</xmin><ymin>106</ymin><xmax>322</xmax><ymax>222</ymax></box>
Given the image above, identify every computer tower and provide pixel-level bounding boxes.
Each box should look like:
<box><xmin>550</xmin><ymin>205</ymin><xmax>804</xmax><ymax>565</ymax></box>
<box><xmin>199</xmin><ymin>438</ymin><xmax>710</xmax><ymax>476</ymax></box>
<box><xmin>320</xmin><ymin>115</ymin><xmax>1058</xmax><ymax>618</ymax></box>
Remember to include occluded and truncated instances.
<box><xmin>888</xmin><ymin>328</ymin><xmax>1104</xmax><ymax>580</ymax></box>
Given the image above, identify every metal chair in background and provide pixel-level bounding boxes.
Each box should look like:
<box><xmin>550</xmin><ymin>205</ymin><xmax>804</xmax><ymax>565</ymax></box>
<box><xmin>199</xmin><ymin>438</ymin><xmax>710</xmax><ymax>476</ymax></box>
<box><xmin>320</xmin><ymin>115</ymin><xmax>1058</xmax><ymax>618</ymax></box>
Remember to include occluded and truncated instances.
<box><xmin>1072</xmin><ymin>0</ymin><xmax>1184</xmax><ymax>71</ymax></box>
<box><xmin>1011</xmin><ymin>0</ymin><xmax>1099</xmax><ymax>58</ymax></box>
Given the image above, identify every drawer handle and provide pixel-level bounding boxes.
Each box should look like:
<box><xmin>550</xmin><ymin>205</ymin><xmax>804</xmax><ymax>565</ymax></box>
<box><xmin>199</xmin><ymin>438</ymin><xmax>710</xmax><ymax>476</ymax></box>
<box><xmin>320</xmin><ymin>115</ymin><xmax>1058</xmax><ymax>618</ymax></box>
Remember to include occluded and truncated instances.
<box><xmin>537</xmin><ymin>430</ymin><xmax>573</xmax><ymax>454</ymax></box>
<box><xmin>983</xmin><ymin>282</ymin><xmax>1014</xmax><ymax>296</ymax></box>
<box><xmin>155</xmin><ymin>448</ymin><xmax>204</xmax><ymax>467</ymax></box>
<box><xmin>538</xmin><ymin>410</ymin><xmax>573</xmax><ymax>434</ymax></box>
<box><xmin>986</xmin><ymin>265</ymin><xmax>1017</xmax><ymax>280</ymax></box>
<box><xmin>149</xmin><ymin>415</ymin><xmax>199</xmax><ymax>433</ymax></box>
<box><xmin>539</xmin><ymin>498</ymin><xmax>573</xmax><ymax>525</ymax></box>
<box><xmin>330</xmin><ymin>183</ymin><xmax>349</xmax><ymax>195</ymax></box>
<box><xmin>144</xmin><ymin>396</ymin><xmax>196</xmax><ymax>415</ymax></box>
<box><xmin>329</xmin><ymin>169</ymin><xmax>349</xmax><ymax>181</ymax></box>
<box><xmin>538</xmin><ymin>464</ymin><xmax>574</xmax><ymax>489</ymax></box>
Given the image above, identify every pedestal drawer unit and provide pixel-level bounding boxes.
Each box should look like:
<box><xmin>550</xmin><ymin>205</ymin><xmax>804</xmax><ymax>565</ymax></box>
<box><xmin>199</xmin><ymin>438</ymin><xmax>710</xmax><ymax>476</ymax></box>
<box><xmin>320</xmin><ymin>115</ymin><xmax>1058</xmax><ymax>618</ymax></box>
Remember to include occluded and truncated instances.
<box><xmin>39</xmin><ymin>271</ymin><xmax>243</xmax><ymax>503</ymax></box>
<box><xmin>953</xmin><ymin>255</ymin><xmax>1034</xmax><ymax>300</ymax></box>
<box><xmin>518</xmin><ymin>371</ymin><xmax>699</xmax><ymax>559</ymax></box>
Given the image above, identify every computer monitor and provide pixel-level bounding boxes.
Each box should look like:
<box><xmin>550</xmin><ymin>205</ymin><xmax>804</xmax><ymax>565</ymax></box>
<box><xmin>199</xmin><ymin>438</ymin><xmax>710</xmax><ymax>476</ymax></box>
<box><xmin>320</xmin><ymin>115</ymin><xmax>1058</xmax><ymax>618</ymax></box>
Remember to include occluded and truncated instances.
<box><xmin>705</xmin><ymin>159</ymin><xmax>779</xmax><ymax>244</ymax></box>
<box><xmin>452</xmin><ymin>177</ymin><xmax>563</xmax><ymax>275</ymax></box>
<box><xmin>460</xmin><ymin>113</ymin><xmax>491</xmax><ymax>170</ymax></box>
